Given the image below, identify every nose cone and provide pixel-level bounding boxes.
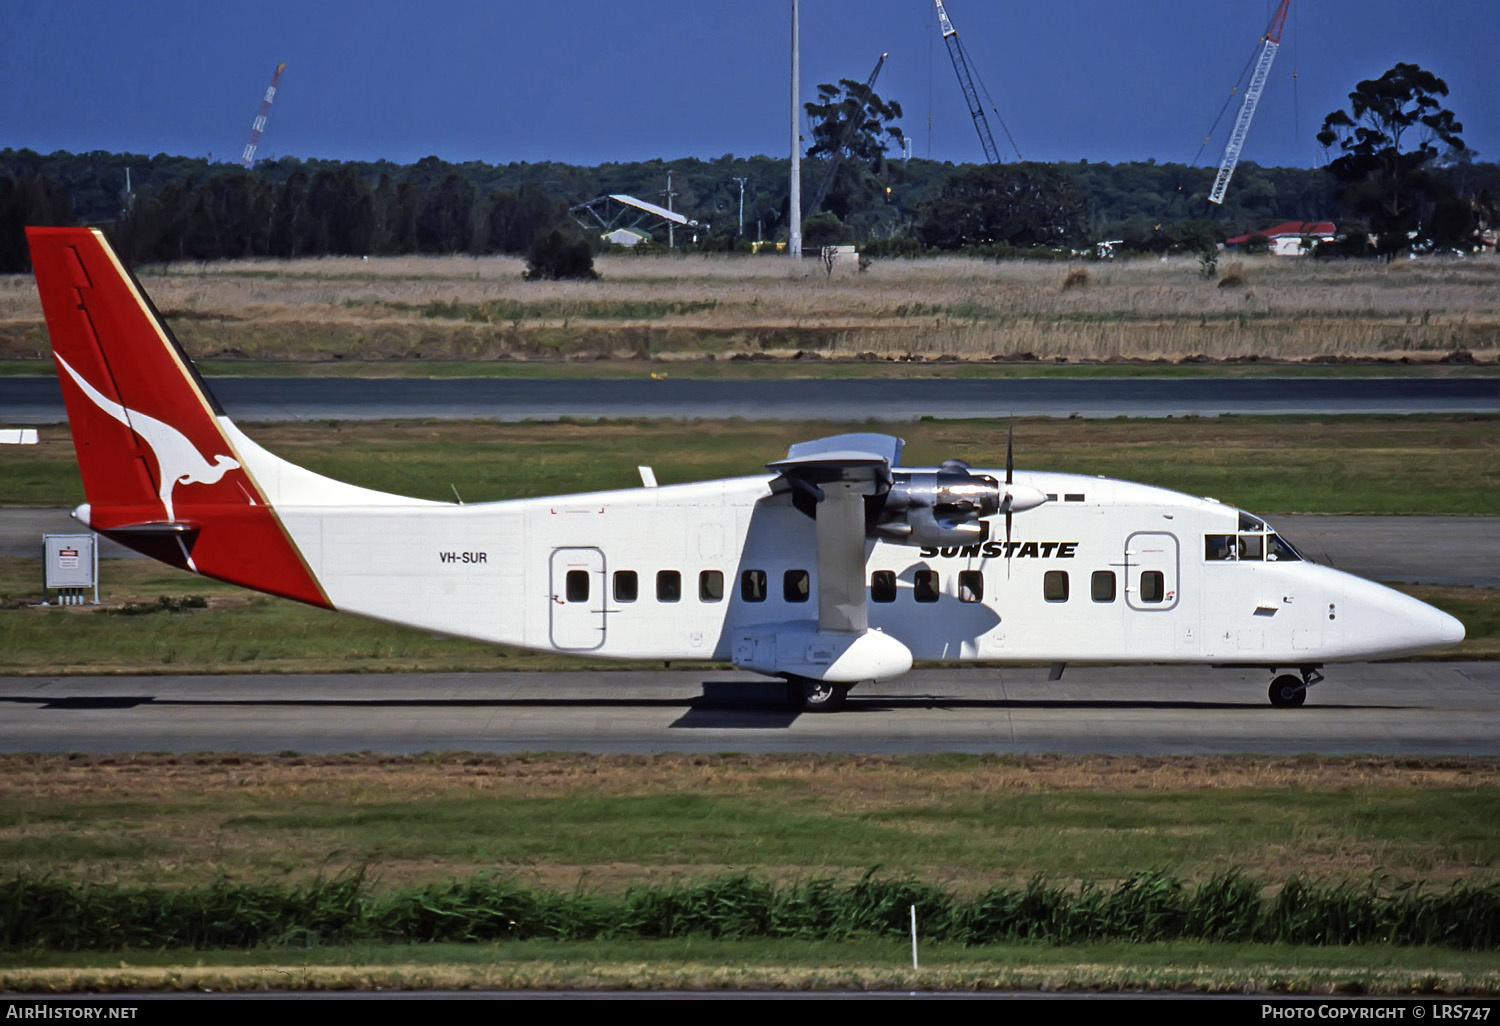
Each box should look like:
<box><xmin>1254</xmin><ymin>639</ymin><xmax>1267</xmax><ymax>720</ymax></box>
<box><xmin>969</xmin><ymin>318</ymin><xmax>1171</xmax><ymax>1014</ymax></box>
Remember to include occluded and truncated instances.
<box><xmin>1345</xmin><ymin>578</ymin><xmax>1466</xmax><ymax>658</ymax></box>
<box><xmin>1439</xmin><ymin>609</ymin><xmax>1466</xmax><ymax>645</ymax></box>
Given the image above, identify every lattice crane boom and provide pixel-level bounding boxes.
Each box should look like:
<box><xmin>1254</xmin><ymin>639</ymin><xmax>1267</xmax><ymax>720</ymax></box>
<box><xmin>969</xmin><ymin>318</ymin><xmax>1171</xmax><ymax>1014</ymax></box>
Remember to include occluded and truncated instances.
<box><xmin>1208</xmin><ymin>1</ymin><xmax>1289</xmax><ymax>205</ymax></box>
<box><xmin>240</xmin><ymin>62</ymin><xmax>287</xmax><ymax>169</ymax></box>
<box><xmin>933</xmin><ymin>0</ymin><xmax>999</xmax><ymax>164</ymax></box>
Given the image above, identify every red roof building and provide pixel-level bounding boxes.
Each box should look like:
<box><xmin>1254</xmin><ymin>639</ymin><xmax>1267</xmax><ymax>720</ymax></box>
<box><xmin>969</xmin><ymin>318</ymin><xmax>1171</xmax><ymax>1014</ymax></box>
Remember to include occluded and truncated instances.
<box><xmin>1224</xmin><ymin>221</ymin><xmax>1337</xmax><ymax>256</ymax></box>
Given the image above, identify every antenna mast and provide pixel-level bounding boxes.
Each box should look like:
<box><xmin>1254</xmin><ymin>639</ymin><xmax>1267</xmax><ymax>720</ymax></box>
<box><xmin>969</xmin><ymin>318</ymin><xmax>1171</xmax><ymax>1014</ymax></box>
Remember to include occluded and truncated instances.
<box><xmin>1208</xmin><ymin>1</ymin><xmax>1289</xmax><ymax>205</ymax></box>
<box><xmin>789</xmin><ymin>1</ymin><xmax>802</xmax><ymax>259</ymax></box>
<box><xmin>240</xmin><ymin>62</ymin><xmax>287</xmax><ymax>168</ymax></box>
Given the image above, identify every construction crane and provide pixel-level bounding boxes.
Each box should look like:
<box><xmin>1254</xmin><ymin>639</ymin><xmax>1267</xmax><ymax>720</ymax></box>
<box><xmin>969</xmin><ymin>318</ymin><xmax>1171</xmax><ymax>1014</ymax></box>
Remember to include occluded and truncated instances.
<box><xmin>805</xmin><ymin>53</ymin><xmax>887</xmax><ymax>217</ymax></box>
<box><xmin>240</xmin><ymin>62</ymin><xmax>287</xmax><ymax>169</ymax></box>
<box><xmin>933</xmin><ymin>0</ymin><xmax>1005</xmax><ymax>164</ymax></box>
<box><xmin>1208</xmin><ymin>1</ymin><xmax>1290</xmax><ymax>205</ymax></box>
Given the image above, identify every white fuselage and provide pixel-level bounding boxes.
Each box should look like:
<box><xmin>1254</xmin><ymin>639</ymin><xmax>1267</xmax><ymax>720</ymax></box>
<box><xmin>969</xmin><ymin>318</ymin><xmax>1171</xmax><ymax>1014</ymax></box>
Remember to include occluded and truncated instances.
<box><xmin>231</xmin><ymin>418</ymin><xmax>1461</xmax><ymax>673</ymax></box>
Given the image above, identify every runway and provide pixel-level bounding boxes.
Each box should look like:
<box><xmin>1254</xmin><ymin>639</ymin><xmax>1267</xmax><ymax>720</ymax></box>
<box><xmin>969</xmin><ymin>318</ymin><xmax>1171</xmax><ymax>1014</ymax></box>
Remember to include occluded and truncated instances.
<box><xmin>2</xmin><ymin>374</ymin><xmax>1496</xmax><ymax>423</ymax></box>
<box><xmin>1</xmin><ymin>662</ymin><xmax>1493</xmax><ymax>756</ymax></box>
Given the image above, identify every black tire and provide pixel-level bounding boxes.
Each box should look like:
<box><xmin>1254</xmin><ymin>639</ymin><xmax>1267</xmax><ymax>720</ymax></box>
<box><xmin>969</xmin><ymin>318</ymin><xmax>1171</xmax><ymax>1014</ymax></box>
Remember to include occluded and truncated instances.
<box><xmin>786</xmin><ymin>676</ymin><xmax>850</xmax><ymax>712</ymax></box>
<box><xmin>1269</xmin><ymin>674</ymin><xmax>1307</xmax><ymax>708</ymax></box>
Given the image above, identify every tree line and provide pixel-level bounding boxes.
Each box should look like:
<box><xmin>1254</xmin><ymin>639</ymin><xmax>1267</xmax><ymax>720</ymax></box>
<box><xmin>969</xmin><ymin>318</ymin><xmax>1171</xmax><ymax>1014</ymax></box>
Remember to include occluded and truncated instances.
<box><xmin>2</xmin><ymin>59</ymin><xmax>1496</xmax><ymax>272</ymax></box>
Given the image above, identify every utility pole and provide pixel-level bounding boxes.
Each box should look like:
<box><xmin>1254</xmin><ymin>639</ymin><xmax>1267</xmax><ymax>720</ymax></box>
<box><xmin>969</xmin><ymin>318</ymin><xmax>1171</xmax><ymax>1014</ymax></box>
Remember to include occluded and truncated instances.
<box><xmin>665</xmin><ymin>171</ymin><xmax>678</xmax><ymax>249</ymax></box>
<box><xmin>789</xmin><ymin>0</ymin><xmax>802</xmax><ymax>259</ymax></box>
<box><xmin>733</xmin><ymin>177</ymin><xmax>748</xmax><ymax>237</ymax></box>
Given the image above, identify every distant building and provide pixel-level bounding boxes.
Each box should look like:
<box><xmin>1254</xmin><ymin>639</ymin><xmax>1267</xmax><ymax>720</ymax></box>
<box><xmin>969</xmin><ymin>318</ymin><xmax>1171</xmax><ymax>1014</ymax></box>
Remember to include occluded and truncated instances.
<box><xmin>603</xmin><ymin>227</ymin><xmax>652</xmax><ymax>248</ymax></box>
<box><xmin>1224</xmin><ymin>221</ymin><xmax>1337</xmax><ymax>256</ymax></box>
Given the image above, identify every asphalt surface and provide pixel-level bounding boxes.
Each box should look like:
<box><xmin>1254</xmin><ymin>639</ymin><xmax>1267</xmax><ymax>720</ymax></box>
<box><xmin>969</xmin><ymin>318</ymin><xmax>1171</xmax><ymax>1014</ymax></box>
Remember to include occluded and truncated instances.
<box><xmin>1</xmin><ymin>663</ymin><xmax>1493</xmax><ymax>756</ymax></box>
<box><xmin>5</xmin><ymin>509</ymin><xmax>1495</xmax><ymax>586</ymax></box>
<box><xmin>2</xmin><ymin>375</ymin><xmax>1496</xmax><ymax>422</ymax></box>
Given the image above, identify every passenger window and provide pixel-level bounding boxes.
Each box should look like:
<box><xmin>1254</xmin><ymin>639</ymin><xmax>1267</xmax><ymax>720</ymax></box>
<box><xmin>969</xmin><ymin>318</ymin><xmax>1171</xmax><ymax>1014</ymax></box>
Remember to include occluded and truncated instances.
<box><xmin>784</xmin><ymin>569</ymin><xmax>810</xmax><ymax>603</ymax></box>
<box><xmin>1140</xmin><ymin>571</ymin><xmax>1165</xmax><ymax>603</ymax></box>
<box><xmin>656</xmin><ymin>570</ymin><xmax>681</xmax><ymax>603</ymax></box>
<box><xmin>914</xmin><ymin>569</ymin><xmax>939</xmax><ymax>603</ymax></box>
<box><xmin>870</xmin><ymin>570</ymin><xmax>897</xmax><ymax>603</ymax></box>
<box><xmin>741</xmin><ymin>569</ymin><xmax>767</xmax><ymax>602</ymax></box>
<box><xmin>1238</xmin><ymin>535</ymin><xmax>1264</xmax><ymax>561</ymax></box>
<box><xmin>613</xmin><ymin>570</ymin><xmax>638</xmax><ymax>603</ymax></box>
<box><xmin>699</xmin><ymin>570</ymin><xmax>724</xmax><ymax>602</ymax></box>
<box><xmin>1091</xmin><ymin>570</ymin><xmax>1116</xmax><ymax>602</ymax></box>
<box><xmin>565</xmin><ymin>570</ymin><xmax>589</xmax><ymax>603</ymax></box>
<box><xmin>1205</xmin><ymin>535</ymin><xmax>1235</xmax><ymax>561</ymax></box>
<box><xmin>958</xmin><ymin>570</ymin><xmax>983</xmax><ymax>603</ymax></box>
<box><xmin>1266</xmin><ymin>535</ymin><xmax>1302</xmax><ymax>562</ymax></box>
<box><xmin>1044</xmin><ymin>571</ymin><xmax>1069</xmax><ymax>602</ymax></box>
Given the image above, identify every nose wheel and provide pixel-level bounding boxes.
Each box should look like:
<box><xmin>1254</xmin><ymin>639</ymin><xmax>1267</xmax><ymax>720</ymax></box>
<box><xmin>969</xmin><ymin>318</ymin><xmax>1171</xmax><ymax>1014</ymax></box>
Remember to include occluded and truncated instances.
<box><xmin>1268</xmin><ymin>668</ymin><xmax>1322</xmax><ymax>708</ymax></box>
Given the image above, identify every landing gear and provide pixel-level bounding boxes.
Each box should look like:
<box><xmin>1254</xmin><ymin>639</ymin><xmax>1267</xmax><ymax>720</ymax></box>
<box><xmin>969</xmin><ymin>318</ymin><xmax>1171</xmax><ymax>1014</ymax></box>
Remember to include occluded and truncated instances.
<box><xmin>785</xmin><ymin>676</ymin><xmax>851</xmax><ymax>713</ymax></box>
<box><xmin>1268</xmin><ymin>667</ymin><xmax>1322</xmax><ymax>708</ymax></box>
<box><xmin>1269</xmin><ymin>674</ymin><xmax>1306</xmax><ymax>708</ymax></box>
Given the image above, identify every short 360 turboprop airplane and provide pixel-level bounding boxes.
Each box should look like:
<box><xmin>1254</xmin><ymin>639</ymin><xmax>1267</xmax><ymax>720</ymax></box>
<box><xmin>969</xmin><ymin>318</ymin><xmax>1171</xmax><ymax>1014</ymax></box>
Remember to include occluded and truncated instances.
<box><xmin>27</xmin><ymin>227</ymin><xmax>1464</xmax><ymax>710</ymax></box>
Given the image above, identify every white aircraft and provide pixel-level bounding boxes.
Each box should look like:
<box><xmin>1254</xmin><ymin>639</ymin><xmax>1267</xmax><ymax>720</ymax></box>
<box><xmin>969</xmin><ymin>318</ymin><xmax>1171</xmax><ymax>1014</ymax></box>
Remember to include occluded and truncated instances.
<box><xmin>27</xmin><ymin>227</ymin><xmax>1464</xmax><ymax>710</ymax></box>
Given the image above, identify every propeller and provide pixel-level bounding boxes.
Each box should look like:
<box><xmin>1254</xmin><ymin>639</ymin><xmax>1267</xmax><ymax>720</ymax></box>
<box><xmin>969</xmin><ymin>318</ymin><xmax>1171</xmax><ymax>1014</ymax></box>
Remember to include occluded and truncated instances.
<box><xmin>1002</xmin><ymin>423</ymin><xmax>1014</xmax><ymax>575</ymax></box>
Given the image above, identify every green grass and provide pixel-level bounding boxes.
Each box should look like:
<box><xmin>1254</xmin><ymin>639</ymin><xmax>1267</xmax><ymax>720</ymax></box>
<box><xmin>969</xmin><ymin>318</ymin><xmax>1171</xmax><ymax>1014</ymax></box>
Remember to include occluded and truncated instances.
<box><xmin>1</xmin><ymin>753</ymin><xmax>1494</xmax><ymax>892</ymax></box>
<box><xmin>1</xmin><ymin>753</ymin><xmax>1496</xmax><ymax>992</ymax></box>
<box><xmin>4</xmin><ymin>414</ymin><xmax>1497</xmax><ymax>513</ymax></box>
<box><xmin>4</xmin><ymin>938</ymin><xmax>1498</xmax><ymax>994</ymax></box>
<box><xmin>3</xmin><ymin>870</ymin><xmax>1499</xmax><ymax>954</ymax></box>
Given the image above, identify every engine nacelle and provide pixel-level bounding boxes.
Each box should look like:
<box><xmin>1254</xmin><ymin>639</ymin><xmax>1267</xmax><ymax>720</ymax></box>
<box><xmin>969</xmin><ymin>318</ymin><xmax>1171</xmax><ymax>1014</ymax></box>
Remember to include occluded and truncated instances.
<box><xmin>874</xmin><ymin>468</ymin><xmax>1002</xmax><ymax>548</ymax></box>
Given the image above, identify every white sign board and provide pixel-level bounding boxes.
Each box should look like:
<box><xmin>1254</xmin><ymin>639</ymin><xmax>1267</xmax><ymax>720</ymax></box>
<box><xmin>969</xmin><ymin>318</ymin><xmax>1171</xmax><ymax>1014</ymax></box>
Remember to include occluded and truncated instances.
<box><xmin>44</xmin><ymin>534</ymin><xmax>96</xmax><ymax>589</ymax></box>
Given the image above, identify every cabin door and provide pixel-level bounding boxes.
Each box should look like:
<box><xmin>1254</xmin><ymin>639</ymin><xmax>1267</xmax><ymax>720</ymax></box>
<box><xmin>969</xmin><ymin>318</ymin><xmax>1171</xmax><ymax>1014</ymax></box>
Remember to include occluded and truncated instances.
<box><xmin>1123</xmin><ymin>532</ymin><xmax>1180</xmax><ymax>612</ymax></box>
<box><xmin>1122</xmin><ymin>531</ymin><xmax>1180</xmax><ymax>653</ymax></box>
<box><xmin>549</xmin><ymin>547</ymin><xmax>606</xmax><ymax>651</ymax></box>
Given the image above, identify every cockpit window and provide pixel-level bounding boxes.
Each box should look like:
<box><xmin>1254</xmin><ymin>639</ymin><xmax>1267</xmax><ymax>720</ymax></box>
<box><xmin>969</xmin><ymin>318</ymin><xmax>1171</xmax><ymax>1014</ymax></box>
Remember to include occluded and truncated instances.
<box><xmin>1238</xmin><ymin>534</ymin><xmax>1264</xmax><ymax>561</ymax></box>
<box><xmin>1238</xmin><ymin>512</ymin><xmax>1265</xmax><ymax>532</ymax></box>
<box><xmin>1266</xmin><ymin>534</ymin><xmax>1302</xmax><ymax>562</ymax></box>
<box><xmin>1205</xmin><ymin>535</ymin><xmax>1235</xmax><ymax>561</ymax></box>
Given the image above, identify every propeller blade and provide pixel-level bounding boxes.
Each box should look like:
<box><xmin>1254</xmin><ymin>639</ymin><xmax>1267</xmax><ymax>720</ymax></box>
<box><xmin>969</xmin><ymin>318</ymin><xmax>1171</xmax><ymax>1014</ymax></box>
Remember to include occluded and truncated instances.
<box><xmin>1005</xmin><ymin>424</ymin><xmax>1014</xmax><ymax>578</ymax></box>
<box><xmin>1005</xmin><ymin>509</ymin><xmax>1013</xmax><ymax>579</ymax></box>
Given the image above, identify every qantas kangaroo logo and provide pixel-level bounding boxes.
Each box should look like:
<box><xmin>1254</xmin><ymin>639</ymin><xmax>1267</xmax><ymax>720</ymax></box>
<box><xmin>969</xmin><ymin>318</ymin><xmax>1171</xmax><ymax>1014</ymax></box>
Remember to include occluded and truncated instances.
<box><xmin>56</xmin><ymin>354</ymin><xmax>241</xmax><ymax>522</ymax></box>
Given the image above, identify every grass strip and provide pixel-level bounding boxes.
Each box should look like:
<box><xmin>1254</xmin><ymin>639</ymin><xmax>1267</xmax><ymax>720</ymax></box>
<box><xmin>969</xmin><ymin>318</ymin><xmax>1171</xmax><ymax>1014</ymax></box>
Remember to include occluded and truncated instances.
<box><xmin>3</xmin><ymin>415</ymin><xmax>1497</xmax><ymax>514</ymax></box>
<box><xmin>4</xmin><ymin>951</ymin><xmax>1500</xmax><ymax>995</ymax></box>
<box><xmin>4</xmin><ymin>872</ymin><xmax>1499</xmax><ymax>952</ymax></box>
<box><xmin>2</xmin><ymin>753</ymin><xmax>1494</xmax><ymax>895</ymax></box>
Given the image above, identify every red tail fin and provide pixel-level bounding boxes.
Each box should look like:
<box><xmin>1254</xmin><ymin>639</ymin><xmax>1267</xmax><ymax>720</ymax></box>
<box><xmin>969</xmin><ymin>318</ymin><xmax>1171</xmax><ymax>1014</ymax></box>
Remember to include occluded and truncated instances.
<box><xmin>27</xmin><ymin>227</ymin><xmax>328</xmax><ymax>607</ymax></box>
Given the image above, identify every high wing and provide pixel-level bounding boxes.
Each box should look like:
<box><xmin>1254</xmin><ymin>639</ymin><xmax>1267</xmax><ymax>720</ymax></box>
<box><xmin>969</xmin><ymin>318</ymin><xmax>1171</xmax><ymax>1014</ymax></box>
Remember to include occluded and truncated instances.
<box><xmin>768</xmin><ymin>433</ymin><xmax>901</xmax><ymax>634</ymax></box>
<box><xmin>749</xmin><ymin>432</ymin><xmax>1047</xmax><ymax>697</ymax></box>
<box><xmin>766</xmin><ymin>431</ymin><xmax>1048</xmax><ymax>632</ymax></box>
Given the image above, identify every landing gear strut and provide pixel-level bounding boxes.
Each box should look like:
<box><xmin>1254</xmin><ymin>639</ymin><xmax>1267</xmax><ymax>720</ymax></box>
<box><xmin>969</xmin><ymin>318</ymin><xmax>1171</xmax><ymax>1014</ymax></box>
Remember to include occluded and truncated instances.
<box><xmin>1268</xmin><ymin>667</ymin><xmax>1323</xmax><ymax>708</ymax></box>
<box><xmin>785</xmin><ymin>676</ymin><xmax>851</xmax><ymax>713</ymax></box>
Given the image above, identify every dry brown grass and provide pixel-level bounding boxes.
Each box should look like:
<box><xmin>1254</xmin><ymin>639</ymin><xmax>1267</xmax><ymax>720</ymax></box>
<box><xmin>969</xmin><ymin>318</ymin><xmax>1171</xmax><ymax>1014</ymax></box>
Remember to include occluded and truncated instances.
<box><xmin>3</xmin><ymin>753</ymin><xmax>1494</xmax><ymax>893</ymax></box>
<box><xmin>3</xmin><ymin>252</ymin><xmax>1498</xmax><ymax>364</ymax></box>
<box><xmin>12</xmin><ymin>750</ymin><xmax>1493</xmax><ymax>800</ymax></box>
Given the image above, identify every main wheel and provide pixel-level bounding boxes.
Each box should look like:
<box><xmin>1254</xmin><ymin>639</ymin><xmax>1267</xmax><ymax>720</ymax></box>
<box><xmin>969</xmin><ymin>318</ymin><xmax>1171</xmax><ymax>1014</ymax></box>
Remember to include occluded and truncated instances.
<box><xmin>1269</xmin><ymin>674</ymin><xmax>1307</xmax><ymax>708</ymax></box>
<box><xmin>786</xmin><ymin>676</ymin><xmax>850</xmax><ymax>712</ymax></box>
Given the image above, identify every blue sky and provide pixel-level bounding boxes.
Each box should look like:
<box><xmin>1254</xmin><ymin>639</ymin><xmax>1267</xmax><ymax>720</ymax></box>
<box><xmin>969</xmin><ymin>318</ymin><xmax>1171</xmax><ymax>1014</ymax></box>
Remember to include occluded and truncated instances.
<box><xmin>5</xmin><ymin>1</ymin><xmax>1496</xmax><ymax>170</ymax></box>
